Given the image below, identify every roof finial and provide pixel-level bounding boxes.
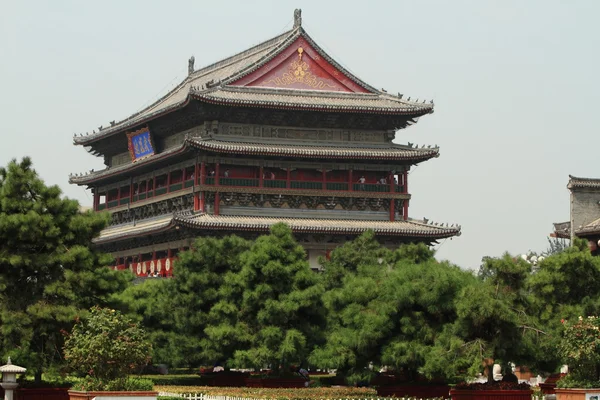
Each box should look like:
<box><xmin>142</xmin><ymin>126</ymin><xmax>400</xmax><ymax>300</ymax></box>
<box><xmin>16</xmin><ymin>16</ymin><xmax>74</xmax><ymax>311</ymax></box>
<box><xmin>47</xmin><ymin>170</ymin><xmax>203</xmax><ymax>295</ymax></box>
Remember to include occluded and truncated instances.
<box><xmin>188</xmin><ymin>56</ymin><xmax>195</xmax><ymax>76</ymax></box>
<box><xmin>293</xmin><ymin>9</ymin><xmax>302</xmax><ymax>28</ymax></box>
<box><xmin>7</xmin><ymin>356</ymin><xmax>12</xmax><ymax>365</ymax></box>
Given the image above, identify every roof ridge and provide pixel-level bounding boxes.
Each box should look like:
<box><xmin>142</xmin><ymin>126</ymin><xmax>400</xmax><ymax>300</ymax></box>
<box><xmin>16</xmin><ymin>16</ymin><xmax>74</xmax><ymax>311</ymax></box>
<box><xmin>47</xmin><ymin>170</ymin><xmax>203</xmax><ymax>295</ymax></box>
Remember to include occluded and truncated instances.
<box><xmin>190</xmin><ymin>29</ymin><xmax>295</xmax><ymax>81</ymax></box>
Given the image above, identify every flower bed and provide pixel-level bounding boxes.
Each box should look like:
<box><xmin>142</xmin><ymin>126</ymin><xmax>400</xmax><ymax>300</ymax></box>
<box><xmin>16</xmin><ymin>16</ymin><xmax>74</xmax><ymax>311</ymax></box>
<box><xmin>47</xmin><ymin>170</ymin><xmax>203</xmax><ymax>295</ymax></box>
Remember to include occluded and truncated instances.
<box><xmin>450</xmin><ymin>382</ymin><xmax>532</xmax><ymax>400</ymax></box>
<box><xmin>153</xmin><ymin>385</ymin><xmax>378</xmax><ymax>399</ymax></box>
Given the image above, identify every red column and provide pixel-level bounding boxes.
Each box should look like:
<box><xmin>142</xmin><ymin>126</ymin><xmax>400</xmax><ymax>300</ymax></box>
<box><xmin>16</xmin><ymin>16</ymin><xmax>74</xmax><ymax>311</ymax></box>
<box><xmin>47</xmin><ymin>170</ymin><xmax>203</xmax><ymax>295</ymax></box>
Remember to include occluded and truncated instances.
<box><xmin>214</xmin><ymin>192</ymin><xmax>220</xmax><ymax>215</ymax></box>
<box><xmin>200</xmin><ymin>162</ymin><xmax>205</xmax><ymax>185</ymax></box>
<box><xmin>286</xmin><ymin>168</ymin><xmax>291</xmax><ymax>189</ymax></box>
<box><xmin>348</xmin><ymin>169</ymin><xmax>353</xmax><ymax>192</ymax></box>
<box><xmin>153</xmin><ymin>175</ymin><xmax>156</xmax><ymax>196</ymax></box>
<box><xmin>194</xmin><ymin>193</ymin><xmax>199</xmax><ymax>211</ymax></box>
<box><xmin>167</xmin><ymin>249</ymin><xmax>172</xmax><ymax>258</ymax></box>
<box><xmin>130</xmin><ymin>180</ymin><xmax>134</xmax><ymax>203</ymax></box>
<box><xmin>194</xmin><ymin>162</ymin><xmax>199</xmax><ymax>185</ymax></box>
<box><xmin>389</xmin><ymin>199</ymin><xmax>395</xmax><ymax>222</ymax></box>
<box><xmin>389</xmin><ymin>172</ymin><xmax>394</xmax><ymax>193</ymax></box>
<box><xmin>215</xmin><ymin>163</ymin><xmax>220</xmax><ymax>186</ymax></box>
<box><xmin>259</xmin><ymin>166</ymin><xmax>264</xmax><ymax>188</ymax></box>
<box><xmin>403</xmin><ymin>171</ymin><xmax>408</xmax><ymax>194</ymax></box>
<box><xmin>200</xmin><ymin>191</ymin><xmax>205</xmax><ymax>212</ymax></box>
<box><xmin>403</xmin><ymin>200</ymin><xmax>409</xmax><ymax>220</ymax></box>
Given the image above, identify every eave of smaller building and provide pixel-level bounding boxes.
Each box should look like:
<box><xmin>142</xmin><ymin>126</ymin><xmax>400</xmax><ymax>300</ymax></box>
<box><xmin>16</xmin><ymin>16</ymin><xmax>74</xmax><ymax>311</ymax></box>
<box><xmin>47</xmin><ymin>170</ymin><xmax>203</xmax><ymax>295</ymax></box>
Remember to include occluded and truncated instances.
<box><xmin>575</xmin><ymin>217</ymin><xmax>600</xmax><ymax>237</ymax></box>
<box><xmin>551</xmin><ymin>221</ymin><xmax>571</xmax><ymax>239</ymax></box>
<box><xmin>568</xmin><ymin>175</ymin><xmax>600</xmax><ymax>190</ymax></box>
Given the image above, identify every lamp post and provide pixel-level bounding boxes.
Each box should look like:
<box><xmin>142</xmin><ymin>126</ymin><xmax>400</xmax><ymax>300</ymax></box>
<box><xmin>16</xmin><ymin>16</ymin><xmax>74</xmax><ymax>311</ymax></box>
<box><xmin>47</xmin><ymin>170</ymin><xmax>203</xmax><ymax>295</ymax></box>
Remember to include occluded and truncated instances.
<box><xmin>0</xmin><ymin>357</ymin><xmax>26</xmax><ymax>400</ymax></box>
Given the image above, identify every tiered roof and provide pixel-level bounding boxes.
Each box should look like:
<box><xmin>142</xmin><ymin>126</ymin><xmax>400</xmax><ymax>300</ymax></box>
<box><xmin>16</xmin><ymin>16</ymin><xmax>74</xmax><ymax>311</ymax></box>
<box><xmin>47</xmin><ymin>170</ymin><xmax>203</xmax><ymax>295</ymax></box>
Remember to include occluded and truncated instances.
<box><xmin>93</xmin><ymin>212</ymin><xmax>461</xmax><ymax>245</ymax></box>
<box><xmin>73</xmin><ymin>10</ymin><xmax>433</xmax><ymax>147</ymax></box>
<box><xmin>70</xmin><ymin>137</ymin><xmax>439</xmax><ymax>185</ymax></box>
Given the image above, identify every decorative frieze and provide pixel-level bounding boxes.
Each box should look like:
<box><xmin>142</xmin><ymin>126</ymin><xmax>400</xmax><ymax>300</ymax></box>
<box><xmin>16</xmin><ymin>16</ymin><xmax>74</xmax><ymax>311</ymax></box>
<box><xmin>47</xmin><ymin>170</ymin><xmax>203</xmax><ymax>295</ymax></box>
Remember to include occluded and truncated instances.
<box><xmin>214</xmin><ymin>192</ymin><xmax>391</xmax><ymax>212</ymax></box>
<box><xmin>110</xmin><ymin>194</ymin><xmax>194</xmax><ymax>226</ymax></box>
<box><xmin>218</xmin><ymin>122</ymin><xmax>392</xmax><ymax>143</ymax></box>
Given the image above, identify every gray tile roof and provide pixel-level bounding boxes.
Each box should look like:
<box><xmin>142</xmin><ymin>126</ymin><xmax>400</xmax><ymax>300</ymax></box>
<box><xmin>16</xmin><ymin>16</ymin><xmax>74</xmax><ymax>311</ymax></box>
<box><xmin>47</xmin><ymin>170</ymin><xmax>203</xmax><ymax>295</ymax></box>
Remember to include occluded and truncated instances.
<box><xmin>94</xmin><ymin>215</ymin><xmax>175</xmax><ymax>244</ymax></box>
<box><xmin>69</xmin><ymin>143</ymin><xmax>187</xmax><ymax>184</ymax></box>
<box><xmin>191</xmin><ymin>86</ymin><xmax>432</xmax><ymax>114</ymax></box>
<box><xmin>94</xmin><ymin>212</ymin><xmax>461</xmax><ymax>243</ymax></box>
<box><xmin>175</xmin><ymin>213</ymin><xmax>461</xmax><ymax>238</ymax></box>
<box><xmin>74</xmin><ymin>25</ymin><xmax>432</xmax><ymax>146</ymax></box>
<box><xmin>575</xmin><ymin>217</ymin><xmax>600</xmax><ymax>236</ymax></box>
<box><xmin>70</xmin><ymin>138</ymin><xmax>438</xmax><ymax>185</ymax></box>
<box><xmin>188</xmin><ymin>137</ymin><xmax>438</xmax><ymax>160</ymax></box>
<box><xmin>568</xmin><ymin>175</ymin><xmax>600</xmax><ymax>190</ymax></box>
<box><xmin>552</xmin><ymin>221</ymin><xmax>571</xmax><ymax>239</ymax></box>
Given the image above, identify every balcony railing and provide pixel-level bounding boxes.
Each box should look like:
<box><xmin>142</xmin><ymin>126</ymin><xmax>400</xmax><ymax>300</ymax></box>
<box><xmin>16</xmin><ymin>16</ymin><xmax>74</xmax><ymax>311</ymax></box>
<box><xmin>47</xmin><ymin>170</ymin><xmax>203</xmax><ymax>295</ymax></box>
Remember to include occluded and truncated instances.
<box><xmin>220</xmin><ymin>178</ymin><xmax>259</xmax><ymax>187</ymax></box>
<box><xmin>98</xmin><ymin>176</ymin><xmax>405</xmax><ymax>211</ymax></box>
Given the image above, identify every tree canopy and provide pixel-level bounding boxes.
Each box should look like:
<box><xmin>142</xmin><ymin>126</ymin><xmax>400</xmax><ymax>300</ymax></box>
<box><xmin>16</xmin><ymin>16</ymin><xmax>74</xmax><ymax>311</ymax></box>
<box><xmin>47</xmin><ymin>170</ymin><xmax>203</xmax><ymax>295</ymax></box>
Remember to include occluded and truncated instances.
<box><xmin>0</xmin><ymin>157</ymin><xmax>131</xmax><ymax>380</ymax></box>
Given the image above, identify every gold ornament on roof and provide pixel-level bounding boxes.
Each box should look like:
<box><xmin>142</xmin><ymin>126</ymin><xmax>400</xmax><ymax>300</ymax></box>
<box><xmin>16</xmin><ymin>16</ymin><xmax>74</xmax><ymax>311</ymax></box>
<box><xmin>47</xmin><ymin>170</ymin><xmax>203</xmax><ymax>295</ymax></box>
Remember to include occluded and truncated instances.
<box><xmin>262</xmin><ymin>47</ymin><xmax>336</xmax><ymax>90</ymax></box>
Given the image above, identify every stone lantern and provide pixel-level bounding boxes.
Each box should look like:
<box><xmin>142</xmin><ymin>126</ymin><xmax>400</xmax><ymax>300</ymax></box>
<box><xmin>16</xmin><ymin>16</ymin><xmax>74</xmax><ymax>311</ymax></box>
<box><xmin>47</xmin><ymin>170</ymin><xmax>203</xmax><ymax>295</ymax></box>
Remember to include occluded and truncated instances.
<box><xmin>0</xmin><ymin>357</ymin><xmax>26</xmax><ymax>400</ymax></box>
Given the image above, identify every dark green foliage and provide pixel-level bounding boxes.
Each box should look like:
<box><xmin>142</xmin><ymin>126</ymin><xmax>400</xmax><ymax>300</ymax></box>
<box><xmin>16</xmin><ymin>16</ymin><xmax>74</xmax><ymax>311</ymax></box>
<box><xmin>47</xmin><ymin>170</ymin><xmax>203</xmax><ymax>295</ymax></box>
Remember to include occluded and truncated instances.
<box><xmin>527</xmin><ymin>239</ymin><xmax>600</xmax><ymax>373</ymax></box>
<box><xmin>0</xmin><ymin>158</ymin><xmax>131</xmax><ymax>380</ymax></box>
<box><xmin>312</xmin><ymin>233</ymin><xmax>474</xmax><ymax>384</ymax></box>
<box><xmin>171</xmin><ymin>234</ymin><xmax>251</xmax><ymax>367</ymax></box>
<box><xmin>428</xmin><ymin>254</ymin><xmax>540</xmax><ymax>381</ymax></box>
<box><xmin>229</xmin><ymin>223</ymin><xmax>326</xmax><ymax>371</ymax></box>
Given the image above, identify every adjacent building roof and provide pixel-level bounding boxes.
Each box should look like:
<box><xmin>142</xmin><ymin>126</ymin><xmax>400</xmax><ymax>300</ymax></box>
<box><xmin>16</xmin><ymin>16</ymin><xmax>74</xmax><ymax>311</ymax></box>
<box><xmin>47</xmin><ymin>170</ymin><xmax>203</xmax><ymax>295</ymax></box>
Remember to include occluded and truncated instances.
<box><xmin>94</xmin><ymin>212</ymin><xmax>461</xmax><ymax>244</ymax></box>
<box><xmin>70</xmin><ymin>138</ymin><xmax>439</xmax><ymax>185</ymax></box>
<box><xmin>568</xmin><ymin>175</ymin><xmax>600</xmax><ymax>190</ymax></box>
<box><xmin>551</xmin><ymin>221</ymin><xmax>571</xmax><ymax>239</ymax></box>
<box><xmin>73</xmin><ymin>12</ymin><xmax>433</xmax><ymax>146</ymax></box>
<box><xmin>575</xmin><ymin>217</ymin><xmax>600</xmax><ymax>237</ymax></box>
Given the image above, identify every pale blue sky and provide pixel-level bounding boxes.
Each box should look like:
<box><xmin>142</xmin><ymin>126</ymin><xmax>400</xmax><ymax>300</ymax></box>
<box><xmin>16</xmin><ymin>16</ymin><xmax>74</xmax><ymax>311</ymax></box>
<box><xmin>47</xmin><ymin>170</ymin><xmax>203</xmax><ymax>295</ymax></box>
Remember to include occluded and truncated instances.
<box><xmin>1</xmin><ymin>1</ymin><xmax>598</xmax><ymax>269</ymax></box>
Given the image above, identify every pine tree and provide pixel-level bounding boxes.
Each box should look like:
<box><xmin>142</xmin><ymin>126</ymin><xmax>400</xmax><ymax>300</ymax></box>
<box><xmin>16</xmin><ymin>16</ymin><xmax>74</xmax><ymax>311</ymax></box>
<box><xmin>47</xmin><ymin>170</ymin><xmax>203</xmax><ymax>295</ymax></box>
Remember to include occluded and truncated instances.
<box><xmin>0</xmin><ymin>158</ymin><xmax>130</xmax><ymax>380</ymax></box>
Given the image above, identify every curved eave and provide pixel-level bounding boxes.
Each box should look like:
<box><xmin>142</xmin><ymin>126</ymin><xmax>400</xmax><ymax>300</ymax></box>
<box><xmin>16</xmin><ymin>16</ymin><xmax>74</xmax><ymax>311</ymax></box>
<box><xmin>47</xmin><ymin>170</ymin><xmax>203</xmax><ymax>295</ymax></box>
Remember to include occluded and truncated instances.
<box><xmin>69</xmin><ymin>143</ymin><xmax>189</xmax><ymax>185</ymax></box>
<box><xmin>187</xmin><ymin>138</ymin><xmax>439</xmax><ymax>162</ymax></box>
<box><xmin>73</xmin><ymin>97</ymin><xmax>192</xmax><ymax>146</ymax></box>
<box><xmin>190</xmin><ymin>89</ymin><xmax>433</xmax><ymax>116</ymax></box>
<box><xmin>93</xmin><ymin>217</ymin><xmax>177</xmax><ymax>244</ymax></box>
<box><xmin>173</xmin><ymin>214</ymin><xmax>461</xmax><ymax>239</ymax></box>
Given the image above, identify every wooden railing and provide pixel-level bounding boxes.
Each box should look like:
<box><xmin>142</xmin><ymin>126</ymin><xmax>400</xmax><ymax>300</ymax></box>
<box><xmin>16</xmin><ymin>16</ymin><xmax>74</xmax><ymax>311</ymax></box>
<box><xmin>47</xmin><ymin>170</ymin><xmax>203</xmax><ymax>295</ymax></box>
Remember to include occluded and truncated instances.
<box><xmin>97</xmin><ymin>177</ymin><xmax>405</xmax><ymax>210</ymax></box>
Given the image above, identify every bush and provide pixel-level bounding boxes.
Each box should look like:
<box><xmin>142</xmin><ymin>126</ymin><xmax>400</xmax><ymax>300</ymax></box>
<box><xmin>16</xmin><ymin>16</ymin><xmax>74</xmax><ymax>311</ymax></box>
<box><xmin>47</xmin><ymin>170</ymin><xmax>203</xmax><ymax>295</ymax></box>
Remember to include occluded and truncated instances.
<box><xmin>64</xmin><ymin>307</ymin><xmax>152</xmax><ymax>391</ymax></box>
<box><xmin>70</xmin><ymin>376</ymin><xmax>153</xmax><ymax>391</ymax></box>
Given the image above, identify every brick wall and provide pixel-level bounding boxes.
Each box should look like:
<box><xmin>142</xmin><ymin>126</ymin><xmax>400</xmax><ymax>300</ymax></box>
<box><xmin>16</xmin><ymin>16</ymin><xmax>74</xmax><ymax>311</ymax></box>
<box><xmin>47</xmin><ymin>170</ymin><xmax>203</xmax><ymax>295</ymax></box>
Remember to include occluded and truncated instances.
<box><xmin>571</xmin><ymin>189</ymin><xmax>600</xmax><ymax>240</ymax></box>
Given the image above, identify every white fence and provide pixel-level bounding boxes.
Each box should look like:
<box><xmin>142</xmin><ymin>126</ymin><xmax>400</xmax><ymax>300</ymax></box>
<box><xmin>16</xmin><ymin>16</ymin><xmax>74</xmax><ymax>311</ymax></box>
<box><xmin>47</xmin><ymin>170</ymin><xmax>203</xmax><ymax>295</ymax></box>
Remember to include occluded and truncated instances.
<box><xmin>158</xmin><ymin>393</ymin><xmax>549</xmax><ymax>400</ymax></box>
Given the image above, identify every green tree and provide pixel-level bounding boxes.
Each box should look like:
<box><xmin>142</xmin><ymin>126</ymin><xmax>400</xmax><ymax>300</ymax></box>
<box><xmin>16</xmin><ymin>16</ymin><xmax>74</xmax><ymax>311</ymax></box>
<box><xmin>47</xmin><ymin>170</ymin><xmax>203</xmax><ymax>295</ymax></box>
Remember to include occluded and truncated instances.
<box><xmin>165</xmin><ymin>234</ymin><xmax>251</xmax><ymax>367</ymax></box>
<box><xmin>0</xmin><ymin>158</ymin><xmax>130</xmax><ymax>380</ymax></box>
<box><xmin>312</xmin><ymin>234</ymin><xmax>473</xmax><ymax>384</ymax></box>
<box><xmin>64</xmin><ymin>306</ymin><xmax>151</xmax><ymax>390</ymax></box>
<box><xmin>430</xmin><ymin>254</ymin><xmax>542</xmax><ymax>381</ymax></box>
<box><xmin>228</xmin><ymin>223</ymin><xmax>326</xmax><ymax>372</ymax></box>
<box><xmin>114</xmin><ymin>278</ymin><xmax>180</xmax><ymax>366</ymax></box>
<box><xmin>526</xmin><ymin>238</ymin><xmax>600</xmax><ymax>373</ymax></box>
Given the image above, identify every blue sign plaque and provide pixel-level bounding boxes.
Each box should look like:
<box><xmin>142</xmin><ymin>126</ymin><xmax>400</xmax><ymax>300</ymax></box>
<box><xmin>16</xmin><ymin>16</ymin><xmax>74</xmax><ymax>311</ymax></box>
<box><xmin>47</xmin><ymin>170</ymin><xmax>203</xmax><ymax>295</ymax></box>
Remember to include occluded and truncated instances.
<box><xmin>127</xmin><ymin>128</ymin><xmax>155</xmax><ymax>161</ymax></box>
